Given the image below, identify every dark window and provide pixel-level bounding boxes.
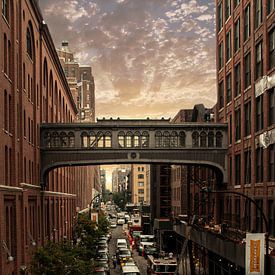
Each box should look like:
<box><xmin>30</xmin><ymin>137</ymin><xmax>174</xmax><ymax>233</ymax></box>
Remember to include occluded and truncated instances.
<box><xmin>269</xmin><ymin>29</ymin><xmax>275</xmax><ymax>70</ymax></box>
<box><xmin>244</xmin><ymin>52</ymin><xmax>251</xmax><ymax>88</ymax></box>
<box><xmin>255</xmin><ymin>0</ymin><xmax>262</xmax><ymax>29</ymax></box>
<box><xmin>138</xmin><ymin>174</ymin><xmax>144</xmax><ymax>179</ymax></box>
<box><xmin>26</xmin><ymin>27</ymin><xmax>33</xmax><ymax>59</ymax></box>
<box><xmin>269</xmin><ymin>144</ymin><xmax>275</xmax><ymax>181</ymax></box>
<box><xmin>256</xmin><ymin>95</ymin><xmax>263</xmax><ymax>131</ymax></box>
<box><xmin>255</xmin><ymin>42</ymin><xmax>263</xmax><ymax>79</ymax></box>
<box><xmin>234</xmin><ymin>0</ymin><xmax>240</xmax><ymax>8</ymax></box>
<box><xmin>200</xmin><ymin>131</ymin><xmax>207</xmax><ymax>147</ymax></box>
<box><xmin>234</xmin><ymin>19</ymin><xmax>240</xmax><ymax>52</ymax></box>
<box><xmin>226</xmin><ymin>31</ymin><xmax>232</xmax><ymax>61</ymax></box>
<box><xmin>256</xmin><ymin>147</ymin><xmax>263</xmax><ymax>183</ymax></box>
<box><xmin>4</xmin><ymin>33</ymin><xmax>7</xmax><ymax>74</ymax></box>
<box><xmin>245</xmin><ymin>200</ymin><xmax>251</xmax><ymax>231</ymax></box>
<box><xmin>138</xmin><ymin>189</ymin><xmax>144</xmax><ymax>194</ymax></box>
<box><xmin>216</xmin><ymin>132</ymin><xmax>223</xmax><ymax>147</ymax></box>
<box><xmin>4</xmin><ymin>90</ymin><xmax>8</xmax><ymax>131</ymax></box>
<box><xmin>244</xmin><ymin>101</ymin><xmax>251</xmax><ymax>136</ymax></box>
<box><xmin>235</xmin><ymin>198</ymin><xmax>240</xmax><ymax>228</ymax></box>
<box><xmin>235</xmin><ymin>154</ymin><xmax>241</xmax><ymax>185</ymax></box>
<box><xmin>256</xmin><ymin>199</ymin><xmax>263</xmax><ymax>232</ymax></box>
<box><xmin>218</xmin><ymin>42</ymin><xmax>224</xmax><ymax>70</ymax></box>
<box><xmin>218</xmin><ymin>81</ymin><xmax>224</xmax><ymax>109</ymax></box>
<box><xmin>218</xmin><ymin>2</ymin><xmax>223</xmax><ymax>31</ymax></box>
<box><xmin>235</xmin><ymin>108</ymin><xmax>241</xmax><ymax>141</ymax></box>
<box><xmin>234</xmin><ymin>63</ymin><xmax>241</xmax><ymax>97</ymax></box>
<box><xmin>269</xmin><ymin>88</ymin><xmax>275</xmax><ymax>125</ymax></box>
<box><xmin>244</xmin><ymin>150</ymin><xmax>251</xmax><ymax>184</ymax></box>
<box><xmin>225</xmin><ymin>0</ymin><xmax>231</xmax><ymax>20</ymax></box>
<box><xmin>226</xmin><ymin>73</ymin><xmax>232</xmax><ymax>103</ymax></box>
<box><xmin>244</xmin><ymin>5</ymin><xmax>250</xmax><ymax>41</ymax></box>
<box><xmin>229</xmin><ymin>115</ymin><xmax>232</xmax><ymax>144</ymax></box>
<box><xmin>268</xmin><ymin>0</ymin><xmax>275</xmax><ymax>14</ymax></box>
<box><xmin>2</xmin><ymin>0</ymin><xmax>8</xmax><ymax>21</ymax></box>
<box><xmin>208</xmin><ymin>131</ymin><xmax>214</xmax><ymax>147</ymax></box>
<box><xmin>192</xmin><ymin>131</ymin><xmax>199</xmax><ymax>147</ymax></box>
<box><xmin>268</xmin><ymin>200</ymin><xmax>275</xmax><ymax>237</ymax></box>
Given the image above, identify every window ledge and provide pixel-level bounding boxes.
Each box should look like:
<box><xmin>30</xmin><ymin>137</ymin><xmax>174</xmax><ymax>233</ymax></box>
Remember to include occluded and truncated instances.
<box><xmin>244</xmin><ymin>135</ymin><xmax>251</xmax><ymax>140</ymax></box>
<box><xmin>2</xmin><ymin>14</ymin><xmax>10</xmax><ymax>28</ymax></box>
<box><xmin>235</xmin><ymin>139</ymin><xmax>241</xmax><ymax>144</ymax></box>
<box><xmin>234</xmin><ymin>185</ymin><xmax>241</xmax><ymax>189</ymax></box>
<box><xmin>244</xmin><ymin>86</ymin><xmax>251</xmax><ymax>93</ymax></box>
<box><xmin>255</xmin><ymin>182</ymin><xmax>263</xmax><ymax>186</ymax></box>
<box><xmin>244</xmin><ymin>184</ymin><xmax>251</xmax><ymax>188</ymax></box>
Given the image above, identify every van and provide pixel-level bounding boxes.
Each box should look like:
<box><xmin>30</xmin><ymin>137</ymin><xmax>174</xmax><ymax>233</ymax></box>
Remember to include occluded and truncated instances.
<box><xmin>122</xmin><ymin>265</ymin><xmax>140</xmax><ymax>275</ymax></box>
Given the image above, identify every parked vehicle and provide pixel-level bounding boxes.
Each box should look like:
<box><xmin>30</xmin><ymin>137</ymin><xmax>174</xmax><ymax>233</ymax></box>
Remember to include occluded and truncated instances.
<box><xmin>146</xmin><ymin>255</ymin><xmax>177</xmax><ymax>274</ymax></box>
<box><xmin>122</xmin><ymin>265</ymin><xmax>140</xmax><ymax>275</ymax></box>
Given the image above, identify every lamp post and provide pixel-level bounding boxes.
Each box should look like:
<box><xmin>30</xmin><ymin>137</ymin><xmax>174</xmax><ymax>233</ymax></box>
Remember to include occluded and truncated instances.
<box><xmin>201</xmin><ymin>187</ymin><xmax>269</xmax><ymax>274</ymax></box>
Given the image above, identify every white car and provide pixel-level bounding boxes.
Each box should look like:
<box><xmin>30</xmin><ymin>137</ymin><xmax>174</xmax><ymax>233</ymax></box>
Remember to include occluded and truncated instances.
<box><xmin>110</xmin><ymin>221</ymin><xmax>117</xmax><ymax>228</ymax></box>
<box><xmin>117</xmin><ymin>218</ymin><xmax>125</xmax><ymax>225</ymax></box>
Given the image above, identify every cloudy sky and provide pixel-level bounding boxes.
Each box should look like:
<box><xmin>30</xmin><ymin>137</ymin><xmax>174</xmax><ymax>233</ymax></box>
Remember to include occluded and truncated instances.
<box><xmin>40</xmin><ymin>0</ymin><xmax>217</xmax><ymax>119</ymax></box>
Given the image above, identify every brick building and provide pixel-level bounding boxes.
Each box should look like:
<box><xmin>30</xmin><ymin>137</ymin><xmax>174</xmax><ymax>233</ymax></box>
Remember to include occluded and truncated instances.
<box><xmin>216</xmin><ymin>0</ymin><xmax>275</xmax><ymax>243</ymax></box>
<box><xmin>0</xmin><ymin>1</ymin><xmax>97</xmax><ymax>274</ymax></box>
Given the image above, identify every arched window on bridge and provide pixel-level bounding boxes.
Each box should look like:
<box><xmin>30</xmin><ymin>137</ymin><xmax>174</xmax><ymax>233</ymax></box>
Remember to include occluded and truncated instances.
<box><xmin>97</xmin><ymin>131</ymin><xmax>104</xmax><ymax>148</ymax></box>
<box><xmin>126</xmin><ymin>131</ymin><xmax>133</xmax><ymax>148</ymax></box>
<box><xmin>200</xmin><ymin>131</ymin><xmax>207</xmax><ymax>147</ymax></box>
<box><xmin>68</xmin><ymin>132</ymin><xmax>75</xmax><ymax>147</ymax></box>
<box><xmin>179</xmin><ymin>131</ymin><xmax>186</xmax><ymax>147</ymax></box>
<box><xmin>163</xmin><ymin>131</ymin><xmax>170</xmax><ymax>148</ymax></box>
<box><xmin>118</xmin><ymin>131</ymin><xmax>125</xmax><ymax>148</ymax></box>
<box><xmin>216</xmin><ymin>131</ymin><xmax>223</xmax><ymax>147</ymax></box>
<box><xmin>208</xmin><ymin>131</ymin><xmax>214</xmax><ymax>147</ymax></box>
<box><xmin>155</xmin><ymin>131</ymin><xmax>162</xmax><ymax>148</ymax></box>
<box><xmin>105</xmin><ymin>131</ymin><xmax>112</xmax><ymax>148</ymax></box>
<box><xmin>170</xmin><ymin>131</ymin><xmax>178</xmax><ymax>147</ymax></box>
<box><xmin>141</xmin><ymin>131</ymin><xmax>149</xmax><ymax>147</ymax></box>
<box><xmin>44</xmin><ymin>132</ymin><xmax>51</xmax><ymax>148</ymax></box>
<box><xmin>60</xmin><ymin>132</ymin><xmax>68</xmax><ymax>147</ymax></box>
<box><xmin>81</xmin><ymin>132</ymin><xmax>89</xmax><ymax>147</ymax></box>
<box><xmin>134</xmin><ymin>131</ymin><xmax>140</xmax><ymax>148</ymax></box>
<box><xmin>52</xmin><ymin>132</ymin><xmax>59</xmax><ymax>147</ymax></box>
<box><xmin>192</xmin><ymin>131</ymin><xmax>199</xmax><ymax>147</ymax></box>
<box><xmin>89</xmin><ymin>131</ymin><xmax>96</xmax><ymax>148</ymax></box>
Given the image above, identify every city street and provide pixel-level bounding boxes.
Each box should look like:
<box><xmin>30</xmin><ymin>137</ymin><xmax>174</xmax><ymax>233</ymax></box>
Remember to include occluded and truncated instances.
<box><xmin>109</xmin><ymin>225</ymin><xmax>147</xmax><ymax>275</ymax></box>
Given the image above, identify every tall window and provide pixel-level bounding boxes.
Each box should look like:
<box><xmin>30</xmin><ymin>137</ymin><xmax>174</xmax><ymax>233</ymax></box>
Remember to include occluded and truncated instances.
<box><xmin>269</xmin><ymin>144</ymin><xmax>275</xmax><ymax>181</ymax></box>
<box><xmin>268</xmin><ymin>200</ymin><xmax>275</xmax><ymax>237</ymax></box>
<box><xmin>244</xmin><ymin>150</ymin><xmax>251</xmax><ymax>184</ymax></box>
<box><xmin>256</xmin><ymin>147</ymin><xmax>263</xmax><ymax>183</ymax></box>
<box><xmin>244</xmin><ymin>101</ymin><xmax>251</xmax><ymax>136</ymax></box>
<box><xmin>218</xmin><ymin>81</ymin><xmax>224</xmax><ymax>109</ymax></box>
<box><xmin>26</xmin><ymin>27</ymin><xmax>33</xmax><ymax>59</ymax></box>
<box><xmin>256</xmin><ymin>95</ymin><xmax>263</xmax><ymax>131</ymax></box>
<box><xmin>235</xmin><ymin>154</ymin><xmax>241</xmax><ymax>185</ymax></box>
<box><xmin>2</xmin><ymin>0</ymin><xmax>8</xmax><ymax>21</ymax></box>
<box><xmin>255</xmin><ymin>42</ymin><xmax>263</xmax><ymax>79</ymax></box>
<box><xmin>255</xmin><ymin>0</ymin><xmax>262</xmax><ymax>29</ymax></box>
<box><xmin>256</xmin><ymin>200</ymin><xmax>263</xmax><ymax>232</ymax></box>
<box><xmin>234</xmin><ymin>63</ymin><xmax>241</xmax><ymax>97</ymax></box>
<box><xmin>234</xmin><ymin>19</ymin><xmax>240</xmax><ymax>52</ymax></box>
<box><xmin>218</xmin><ymin>42</ymin><xmax>224</xmax><ymax>70</ymax></box>
<box><xmin>4</xmin><ymin>33</ymin><xmax>8</xmax><ymax>74</ymax></box>
<box><xmin>226</xmin><ymin>31</ymin><xmax>232</xmax><ymax>61</ymax></box>
<box><xmin>4</xmin><ymin>90</ymin><xmax>8</xmax><ymax>131</ymax></box>
<box><xmin>244</xmin><ymin>5</ymin><xmax>250</xmax><ymax>41</ymax></box>
<box><xmin>225</xmin><ymin>0</ymin><xmax>231</xmax><ymax>20</ymax></box>
<box><xmin>269</xmin><ymin>88</ymin><xmax>275</xmax><ymax>126</ymax></box>
<box><xmin>226</xmin><ymin>73</ymin><xmax>232</xmax><ymax>103</ymax></box>
<box><xmin>218</xmin><ymin>2</ymin><xmax>223</xmax><ymax>31</ymax></box>
<box><xmin>268</xmin><ymin>0</ymin><xmax>275</xmax><ymax>14</ymax></box>
<box><xmin>244</xmin><ymin>52</ymin><xmax>251</xmax><ymax>88</ymax></box>
<box><xmin>269</xmin><ymin>28</ymin><xmax>275</xmax><ymax>70</ymax></box>
<box><xmin>234</xmin><ymin>0</ymin><xmax>240</xmax><ymax>8</ymax></box>
<box><xmin>235</xmin><ymin>108</ymin><xmax>241</xmax><ymax>141</ymax></box>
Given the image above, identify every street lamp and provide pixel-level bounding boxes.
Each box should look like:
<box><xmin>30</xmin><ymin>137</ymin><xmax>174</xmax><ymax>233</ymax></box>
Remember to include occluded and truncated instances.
<box><xmin>201</xmin><ymin>187</ymin><xmax>270</xmax><ymax>274</ymax></box>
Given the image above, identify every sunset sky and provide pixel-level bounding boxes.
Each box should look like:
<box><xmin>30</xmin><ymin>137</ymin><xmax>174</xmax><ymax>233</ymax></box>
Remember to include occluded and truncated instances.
<box><xmin>40</xmin><ymin>0</ymin><xmax>217</xmax><ymax>119</ymax></box>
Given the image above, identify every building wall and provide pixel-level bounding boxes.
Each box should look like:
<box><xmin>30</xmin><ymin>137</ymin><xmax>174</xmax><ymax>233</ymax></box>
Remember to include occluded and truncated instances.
<box><xmin>0</xmin><ymin>1</ymin><xmax>94</xmax><ymax>274</ymax></box>
<box><xmin>215</xmin><ymin>0</ymin><xmax>275</xmax><ymax>240</ymax></box>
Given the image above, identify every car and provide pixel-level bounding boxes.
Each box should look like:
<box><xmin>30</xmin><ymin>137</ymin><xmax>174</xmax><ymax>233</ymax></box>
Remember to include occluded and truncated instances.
<box><xmin>117</xmin><ymin>248</ymin><xmax>132</xmax><ymax>264</ymax></box>
<box><xmin>117</xmin><ymin>218</ymin><xmax>125</xmax><ymax>225</ymax></box>
<box><xmin>110</xmin><ymin>221</ymin><xmax>117</xmax><ymax>228</ymax></box>
<box><xmin>116</xmin><ymin>238</ymin><xmax>128</xmax><ymax>248</ymax></box>
<box><xmin>144</xmin><ymin>245</ymin><xmax>159</xmax><ymax>259</ymax></box>
<box><xmin>121</xmin><ymin>265</ymin><xmax>140</xmax><ymax>275</ymax></box>
<box><xmin>97</xmin><ymin>248</ymin><xmax>108</xmax><ymax>254</ymax></box>
<box><xmin>96</xmin><ymin>252</ymin><xmax>109</xmax><ymax>263</ymax></box>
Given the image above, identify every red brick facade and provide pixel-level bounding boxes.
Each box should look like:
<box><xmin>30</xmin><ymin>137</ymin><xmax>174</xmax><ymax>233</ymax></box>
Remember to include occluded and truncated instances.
<box><xmin>0</xmin><ymin>1</ymin><xmax>96</xmax><ymax>274</ymax></box>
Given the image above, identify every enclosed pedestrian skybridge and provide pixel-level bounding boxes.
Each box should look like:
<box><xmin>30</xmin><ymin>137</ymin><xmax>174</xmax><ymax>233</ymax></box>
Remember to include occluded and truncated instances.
<box><xmin>40</xmin><ymin>118</ymin><xmax>228</xmax><ymax>188</ymax></box>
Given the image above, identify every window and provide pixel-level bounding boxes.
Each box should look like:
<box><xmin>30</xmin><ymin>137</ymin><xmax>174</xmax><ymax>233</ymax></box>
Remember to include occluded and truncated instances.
<box><xmin>226</xmin><ymin>73</ymin><xmax>232</xmax><ymax>103</ymax></box>
<box><xmin>118</xmin><ymin>132</ymin><xmax>125</xmax><ymax>148</ymax></box>
<box><xmin>268</xmin><ymin>0</ymin><xmax>275</xmax><ymax>14</ymax></box>
<box><xmin>269</xmin><ymin>29</ymin><xmax>275</xmax><ymax>70</ymax></box>
<box><xmin>218</xmin><ymin>42</ymin><xmax>224</xmax><ymax>70</ymax></box>
<box><xmin>234</xmin><ymin>0</ymin><xmax>240</xmax><ymax>7</ymax></box>
<box><xmin>138</xmin><ymin>174</ymin><xmax>144</xmax><ymax>179</ymax></box>
<box><xmin>234</xmin><ymin>63</ymin><xmax>241</xmax><ymax>97</ymax></box>
<box><xmin>218</xmin><ymin>81</ymin><xmax>224</xmax><ymax>109</ymax></box>
<box><xmin>256</xmin><ymin>199</ymin><xmax>263</xmax><ymax>232</ymax></box>
<box><xmin>229</xmin><ymin>115</ymin><xmax>232</xmax><ymax>144</ymax></box>
<box><xmin>26</xmin><ymin>27</ymin><xmax>33</xmax><ymax>59</ymax></box>
<box><xmin>244</xmin><ymin>101</ymin><xmax>251</xmax><ymax>136</ymax></box>
<box><xmin>235</xmin><ymin>154</ymin><xmax>241</xmax><ymax>185</ymax></box>
<box><xmin>235</xmin><ymin>108</ymin><xmax>241</xmax><ymax>141</ymax></box>
<box><xmin>255</xmin><ymin>42</ymin><xmax>263</xmax><ymax>79</ymax></box>
<box><xmin>256</xmin><ymin>95</ymin><xmax>263</xmax><ymax>131</ymax></box>
<box><xmin>225</xmin><ymin>0</ymin><xmax>231</xmax><ymax>20</ymax></box>
<box><xmin>138</xmin><ymin>189</ymin><xmax>144</xmax><ymax>194</ymax></box>
<box><xmin>200</xmin><ymin>131</ymin><xmax>207</xmax><ymax>147</ymax></box>
<box><xmin>256</xmin><ymin>147</ymin><xmax>263</xmax><ymax>183</ymax></box>
<box><xmin>244</xmin><ymin>5</ymin><xmax>250</xmax><ymax>41</ymax></box>
<box><xmin>234</xmin><ymin>19</ymin><xmax>240</xmax><ymax>52</ymax></box>
<box><xmin>216</xmin><ymin>132</ymin><xmax>223</xmax><ymax>147</ymax></box>
<box><xmin>218</xmin><ymin>2</ymin><xmax>223</xmax><ymax>31</ymax></box>
<box><xmin>235</xmin><ymin>198</ymin><xmax>241</xmax><ymax>228</ymax></box>
<box><xmin>255</xmin><ymin>0</ymin><xmax>262</xmax><ymax>29</ymax></box>
<box><xmin>138</xmin><ymin>182</ymin><xmax>144</xmax><ymax>187</ymax></box>
<box><xmin>4</xmin><ymin>33</ymin><xmax>8</xmax><ymax>74</ymax></box>
<box><xmin>4</xmin><ymin>90</ymin><xmax>8</xmax><ymax>131</ymax></box>
<box><xmin>226</xmin><ymin>31</ymin><xmax>232</xmax><ymax>61</ymax></box>
<box><xmin>192</xmin><ymin>131</ymin><xmax>199</xmax><ymax>147</ymax></box>
<box><xmin>268</xmin><ymin>200</ymin><xmax>275</xmax><ymax>237</ymax></box>
<box><xmin>269</xmin><ymin>144</ymin><xmax>275</xmax><ymax>181</ymax></box>
<box><xmin>244</xmin><ymin>52</ymin><xmax>251</xmax><ymax>88</ymax></box>
<box><xmin>2</xmin><ymin>0</ymin><xmax>8</xmax><ymax>21</ymax></box>
<box><xmin>269</xmin><ymin>88</ymin><xmax>275</xmax><ymax>125</ymax></box>
<box><xmin>208</xmin><ymin>131</ymin><xmax>214</xmax><ymax>147</ymax></box>
<box><xmin>244</xmin><ymin>150</ymin><xmax>251</xmax><ymax>184</ymax></box>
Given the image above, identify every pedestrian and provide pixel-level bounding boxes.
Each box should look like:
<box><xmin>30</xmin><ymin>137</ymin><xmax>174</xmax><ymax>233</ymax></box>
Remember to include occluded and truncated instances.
<box><xmin>112</xmin><ymin>255</ymin><xmax>117</xmax><ymax>269</ymax></box>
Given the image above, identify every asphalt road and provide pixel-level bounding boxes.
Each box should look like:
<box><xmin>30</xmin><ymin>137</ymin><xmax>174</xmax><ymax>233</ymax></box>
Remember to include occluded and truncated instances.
<box><xmin>109</xmin><ymin>225</ymin><xmax>147</xmax><ymax>275</ymax></box>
